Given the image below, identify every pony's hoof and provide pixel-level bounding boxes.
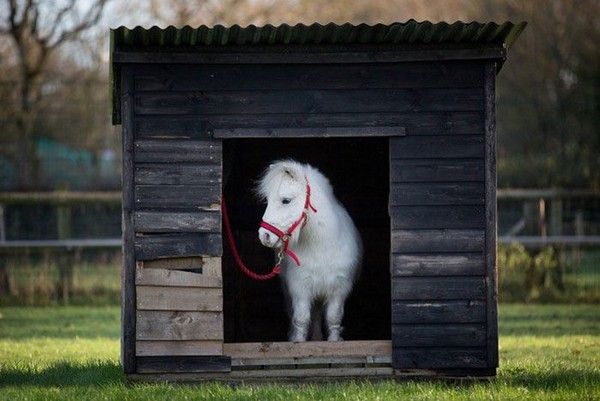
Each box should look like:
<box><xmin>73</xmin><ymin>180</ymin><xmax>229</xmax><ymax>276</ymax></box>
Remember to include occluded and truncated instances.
<box><xmin>327</xmin><ymin>334</ymin><xmax>343</xmax><ymax>342</ymax></box>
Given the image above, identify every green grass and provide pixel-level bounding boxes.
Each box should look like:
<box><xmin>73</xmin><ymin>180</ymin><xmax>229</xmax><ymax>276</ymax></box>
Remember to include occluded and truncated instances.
<box><xmin>0</xmin><ymin>304</ymin><xmax>599</xmax><ymax>401</ymax></box>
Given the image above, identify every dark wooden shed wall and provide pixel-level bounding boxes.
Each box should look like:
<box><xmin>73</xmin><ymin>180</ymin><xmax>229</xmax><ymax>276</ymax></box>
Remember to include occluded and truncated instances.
<box><xmin>121</xmin><ymin>58</ymin><xmax>496</xmax><ymax>373</ymax></box>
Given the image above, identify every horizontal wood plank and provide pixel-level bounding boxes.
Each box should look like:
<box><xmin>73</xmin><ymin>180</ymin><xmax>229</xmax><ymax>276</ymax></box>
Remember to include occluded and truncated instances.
<box><xmin>136</xmin><ymin>355</ymin><xmax>231</xmax><ymax>373</ymax></box>
<box><xmin>134</xmin><ymin>140</ymin><xmax>221</xmax><ymax>162</ymax></box>
<box><xmin>391</xmin><ymin>135</ymin><xmax>484</xmax><ymax>159</ymax></box>
<box><xmin>134</xmin><ymin>88</ymin><xmax>483</xmax><ymax>115</ymax></box>
<box><xmin>391</xmin><ymin>159</ymin><xmax>484</xmax><ymax>183</ymax></box>
<box><xmin>143</xmin><ymin>257</ymin><xmax>221</xmax><ymax>276</ymax></box>
<box><xmin>135</xmin><ymin>164</ymin><xmax>221</xmax><ymax>185</ymax></box>
<box><xmin>392</xmin><ymin>277</ymin><xmax>486</xmax><ymax>300</ymax></box>
<box><xmin>135</xmin><ymin>234</ymin><xmax>222</xmax><ymax>260</ymax></box>
<box><xmin>391</xmin><ymin>253</ymin><xmax>485</xmax><ymax>276</ymax></box>
<box><xmin>212</xmin><ymin>126</ymin><xmax>405</xmax><ymax>138</ymax></box>
<box><xmin>135</xmin><ymin>185</ymin><xmax>220</xmax><ymax>210</ymax></box>
<box><xmin>136</xmin><ymin>286</ymin><xmax>223</xmax><ymax>311</ymax></box>
<box><xmin>392</xmin><ymin>229</ymin><xmax>485</xmax><ymax>253</ymax></box>
<box><xmin>392</xmin><ymin>324</ymin><xmax>486</xmax><ymax>347</ymax></box>
<box><xmin>390</xmin><ymin>182</ymin><xmax>484</xmax><ymax>206</ymax></box>
<box><xmin>135</xmin><ymin>267</ymin><xmax>222</xmax><ymax>287</ymax></box>
<box><xmin>136</xmin><ymin>310</ymin><xmax>223</xmax><ymax>340</ymax></box>
<box><xmin>134</xmin><ymin>62</ymin><xmax>484</xmax><ymax>92</ymax></box>
<box><xmin>136</xmin><ymin>112</ymin><xmax>483</xmax><ymax>138</ymax></box>
<box><xmin>134</xmin><ymin>211</ymin><xmax>220</xmax><ymax>233</ymax></box>
<box><xmin>390</xmin><ymin>206</ymin><xmax>485</xmax><ymax>229</ymax></box>
<box><xmin>393</xmin><ymin>348</ymin><xmax>487</xmax><ymax>369</ymax></box>
<box><xmin>223</xmin><ymin>340</ymin><xmax>392</xmax><ymax>359</ymax></box>
<box><xmin>392</xmin><ymin>300</ymin><xmax>486</xmax><ymax>324</ymax></box>
<box><xmin>136</xmin><ymin>341</ymin><xmax>223</xmax><ymax>356</ymax></box>
<box><xmin>231</xmin><ymin>354</ymin><xmax>391</xmax><ymax>367</ymax></box>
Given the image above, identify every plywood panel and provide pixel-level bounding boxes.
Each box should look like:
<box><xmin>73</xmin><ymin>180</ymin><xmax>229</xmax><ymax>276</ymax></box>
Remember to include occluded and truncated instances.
<box><xmin>392</xmin><ymin>300</ymin><xmax>486</xmax><ymax>324</ymax></box>
<box><xmin>143</xmin><ymin>257</ymin><xmax>221</xmax><ymax>276</ymax></box>
<box><xmin>392</xmin><ymin>324</ymin><xmax>486</xmax><ymax>347</ymax></box>
<box><xmin>136</xmin><ymin>341</ymin><xmax>223</xmax><ymax>356</ymax></box>
<box><xmin>136</xmin><ymin>310</ymin><xmax>223</xmax><ymax>340</ymax></box>
<box><xmin>135</xmin><ymin>267</ymin><xmax>222</xmax><ymax>288</ymax></box>
<box><xmin>392</xmin><ymin>229</ymin><xmax>484</xmax><ymax>253</ymax></box>
<box><xmin>391</xmin><ymin>253</ymin><xmax>485</xmax><ymax>276</ymax></box>
<box><xmin>136</xmin><ymin>286</ymin><xmax>223</xmax><ymax>311</ymax></box>
<box><xmin>134</xmin><ymin>211</ymin><xmax>220</xmax><ymax>233</ymax></box>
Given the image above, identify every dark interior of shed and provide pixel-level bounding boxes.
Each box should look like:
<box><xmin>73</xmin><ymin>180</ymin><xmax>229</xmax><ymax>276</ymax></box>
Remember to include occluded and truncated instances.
<box><xmin>222</xmin><ymin>137</ymin><xmax>390</xmax><ymax>343</ymax></box>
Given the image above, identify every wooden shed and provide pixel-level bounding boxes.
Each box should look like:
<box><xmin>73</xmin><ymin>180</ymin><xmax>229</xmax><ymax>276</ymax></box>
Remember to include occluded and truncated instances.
<box><xmin>110</xmin><ymin>20</ymin><xmax>526</xmax><ymax>381</ymax></box>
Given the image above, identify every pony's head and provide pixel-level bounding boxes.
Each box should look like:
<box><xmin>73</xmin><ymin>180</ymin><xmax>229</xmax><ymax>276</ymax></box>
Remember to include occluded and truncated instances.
<box><xmin>256</xmin><ymin>160</ymin><xmax>310</xmax><ymax>249</ymax></box>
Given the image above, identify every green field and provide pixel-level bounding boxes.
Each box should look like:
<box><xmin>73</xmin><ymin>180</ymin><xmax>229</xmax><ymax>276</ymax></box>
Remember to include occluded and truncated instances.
<box><xmin>0</xmin><ymin>304</ymin><xmax>599</xmax><ymax>400</ymax></box>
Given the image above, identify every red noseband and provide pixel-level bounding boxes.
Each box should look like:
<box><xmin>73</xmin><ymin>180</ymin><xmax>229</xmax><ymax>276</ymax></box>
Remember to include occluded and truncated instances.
<box><xmin>259</xmin><ymin>179</ymin><xmax>317</xmax><ymax>267</ymax></box>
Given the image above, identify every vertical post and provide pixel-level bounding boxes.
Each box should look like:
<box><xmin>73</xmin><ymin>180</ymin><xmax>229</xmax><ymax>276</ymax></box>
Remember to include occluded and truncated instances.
<box><xmin>57</xmin><ymin>204</ymin><xmax>73</xmax><ymax>303</ymax></box>
<box><xmin>538</xmin><ymin>198</ymin><xmax>547</xmax><ymax>237</ymax></box>
<box><xmin>550</xmin><ymin>198</ymin><xmax>563</xmax><ymax>236</ymax></box>
<box><xmin>121</xmin><ymin>66</ymin><xmax>137</xmax><ymax>374</ymax></box>
<box><xmin>484</xmin><ymin>62</ymin><xmax>498</xmax><ymax>369</ymax></box>
<box><xmin>0</xmin><ymin>204</ymin><xmax>6</xmax><ymax>242</ymax></box>
<box><xmin>573</xmin><ymin>211</ymin><xmax>584</xmax><ymax>266</ymax></box>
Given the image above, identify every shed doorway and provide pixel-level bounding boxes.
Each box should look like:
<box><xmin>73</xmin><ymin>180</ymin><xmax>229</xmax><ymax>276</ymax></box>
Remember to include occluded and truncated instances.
<box><xmin>222</xmin><ymin>137</ymin><xmax>391</xmax><ymax>343</ymax></box>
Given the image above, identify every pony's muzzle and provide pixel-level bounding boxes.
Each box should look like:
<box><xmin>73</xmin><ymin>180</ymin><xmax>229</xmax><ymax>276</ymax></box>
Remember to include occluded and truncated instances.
<box><xmin>258</xmin><ymin>227</ymin><xmax>280</xmax><ymax>248</ymax></box>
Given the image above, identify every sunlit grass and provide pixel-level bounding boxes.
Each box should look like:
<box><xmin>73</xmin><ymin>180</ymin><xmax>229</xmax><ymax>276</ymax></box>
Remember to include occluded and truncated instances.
<box><xmin>0</xmin><ymin>304</ymin><xmax>598</xmax><ymax>400</ymax></box>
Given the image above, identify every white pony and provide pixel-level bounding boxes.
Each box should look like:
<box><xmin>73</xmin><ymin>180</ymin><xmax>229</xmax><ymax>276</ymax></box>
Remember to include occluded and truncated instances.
<box><xmin>257</xmin><ymin>160</ymin><xmax>362</xmax><ymax>342</ymax></box>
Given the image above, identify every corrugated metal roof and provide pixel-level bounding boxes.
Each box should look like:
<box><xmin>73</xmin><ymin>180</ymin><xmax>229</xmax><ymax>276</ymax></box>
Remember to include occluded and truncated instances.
<box><xmin>110</xmin><ymin>20</ymin><xmax>526</xmax><ymax>124</ymax></box>
<box><xmin>111</xmin><ymin>20</ymin><xmax>526</xmax><ymax>49</ymax></box>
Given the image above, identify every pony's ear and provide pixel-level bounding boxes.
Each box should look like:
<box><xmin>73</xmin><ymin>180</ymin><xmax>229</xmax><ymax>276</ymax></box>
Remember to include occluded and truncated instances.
<box><xmin>283</xmin><ymin>166</ymin><xmax>300</xmax><ymax>182</ymax></box>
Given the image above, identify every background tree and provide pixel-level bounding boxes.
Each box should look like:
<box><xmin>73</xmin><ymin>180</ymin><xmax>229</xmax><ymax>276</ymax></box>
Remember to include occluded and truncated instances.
<box><xmin>0</xmin><ymin>0</ymin><xmax>109</xmax><ymax>189</ymax></box>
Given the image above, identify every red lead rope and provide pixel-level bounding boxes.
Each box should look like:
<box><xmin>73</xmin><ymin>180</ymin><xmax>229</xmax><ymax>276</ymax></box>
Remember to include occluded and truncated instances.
<box><xmin>221</xmin><ymin>195</ymin><xmax>281</xmax><ymax>281</ymax></box>
<box><xmin>222</xmin><ymin>180</ymin><xmax>317</xmax><ymax>281</ymax></box>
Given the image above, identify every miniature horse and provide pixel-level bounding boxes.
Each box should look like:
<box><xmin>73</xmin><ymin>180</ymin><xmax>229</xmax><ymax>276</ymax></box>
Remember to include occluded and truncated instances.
<box><xmin>257</xmin><ymin>160</ymin><xmax>362</xmax><ymax>342</ymax></box>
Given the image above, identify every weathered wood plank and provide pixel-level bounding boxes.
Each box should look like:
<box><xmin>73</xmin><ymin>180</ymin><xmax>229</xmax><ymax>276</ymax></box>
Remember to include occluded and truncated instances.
<box><xmin>392</xmin><ymin>300</ymin><xmax>486</xmax><ymax>324</ymax></box>
<box><xmin>135</xmin><ymin>164</ymin><xmax>221</xmax><ymax>185</ymax></box>
<box><xmin>223</xmin><ymin>340</ymin><xmax>392</xmax><ymax>359</ymax></box>
<box><xmin>121</xmin><ymin>67</ymin><xmax>136</xmax><ymax>374</ymax></box>
<box><xmin>143</xmin><ymin>256</ymin><xmax>222</xmax><ymax>276</ymax></box>
<box><xmin>135</xmin><ymin>234</ymin><xmax>222</xmax><ymax>260</ymax></box>
<box><xmin>136</xmin><ymin>286</ymin><xmax>222</xmax><ymax>311</ymax></box>
<box><xmin>231</xmin><ymin>354</ymin><xmax>392</xmax><ymax>367</ymax></box>
<box><xmin>114</xmin><ymin>46</ymin><xmax>505</xmax><ymax>64</ymax></box>
<box><xmin>135</xmin><ymin>267</ymin><xmax>222</xmax><ymax>288</ymax></box>
<box><xmin>392</xmin><ymin>277</ymin><xmax>486</xmax><ymax>300</ymax></box>
<box><xmin>134</xmin><ymin>140</ymin><xmax>221</xmax><ymax>162</ymax></box>
<box><xmin>391</xmin><ymin>229</ymin><xmax>485</xmax><ymax>253</ymax></box>
<box><xmin>136</xmin><ymin>356</ymin><xmax>231</xmax><ymax>373</ymax></box>
<box><xmin>136</xmin><ymin>341</ymin><xmax>224</xmax><ymax>356</ymax></box>
<box><xmin>391</xmin><ymin>253</ymin><xmax>485</xmax><ymax>276</ymax></box>
<box><xmin>134</xmin><ymin>62</ymin><xmax>484</xmax><ymax>92</ymax></box>
<box><xmin>134</xmin><ymin>88</ymin><xmax>483</xmax><ymax>115</ymax></box>
<box><xmin>390</xmin><ymin>205</ymin><xmax>485</xmax><ymax>229</ymax></box>
<box><xmin>393</xmin><ymin>348</ymin><xmax>487</xmax><ymax>369</ymax></box>
<box><xmin>136</xmin><ymin>310</ymin><xmax>223</xmax><ymax>340</ymax></box>
<box><xmin>135</xmin><ymin>185</ymin><xmax>220</xmax><ymax>210</ymax></box>
<box><xmin>390</xmin><ymin>182</ymin><xmax>484</xmax><ymax>206</ymax></box>
<box><xmin>136</xmin><ymin>112</ymin><xmax>483</xmax><ymax>138</ymax></box>
<box><xmin>392</xmin><ymin>324</ymin><xmax>486</xmax><ymax>347</ymax></box>
<box><xmin>391</xmin><ymin>159</ymin><xmax>484</xmax><ymax>183</ymax></box>
<box><xmin>484</xmin><ymin>61</ymin><xmax>499</xmax><ymax>368</ymax></box>
<box><xmin>134</xmin><ymin>211</ymin><xmax>220</xmax><ymax>233</ymax></box>
<box><xmin>391</xmin><ymin>135</ymin><xmax>485</xmax><ymax>159</ymax></box>
<box><xmin>212</xmin><ymin>126</ymin><xmax>405</xmax><ymax>138</ymax></box>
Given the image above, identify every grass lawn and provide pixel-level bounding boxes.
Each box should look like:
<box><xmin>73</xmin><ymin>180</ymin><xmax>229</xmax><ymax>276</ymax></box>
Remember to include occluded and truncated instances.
<box><xmin>0</xmin><ymin>304</ymin><xmax>599</xmax><ymax>400</ymax></box>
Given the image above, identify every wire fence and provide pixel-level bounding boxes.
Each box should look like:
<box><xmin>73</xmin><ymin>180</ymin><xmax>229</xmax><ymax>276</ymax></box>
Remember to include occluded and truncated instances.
<box><xmin>0</xmin><ymin>190</ymin><xmax>599</xmax><ymax>304</ymax></box>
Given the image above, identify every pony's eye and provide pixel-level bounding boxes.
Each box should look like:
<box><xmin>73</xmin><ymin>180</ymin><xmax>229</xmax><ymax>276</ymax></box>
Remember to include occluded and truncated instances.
<box><xmin>281</xmin><ymin>198</ymin><xmax>291</xmax><ymax>205</ymax></box>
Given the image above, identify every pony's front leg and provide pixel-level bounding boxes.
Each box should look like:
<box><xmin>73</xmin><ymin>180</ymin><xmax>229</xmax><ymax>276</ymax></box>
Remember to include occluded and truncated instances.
<box><xmin>289</xmin><ymin>297</ymin><xmax>311</xmax><ymax>342</ymax></box>
<box><xmin>325</xmin><ymin>296</ymin><xmax>345</xmax><ymax>341</ymax></box>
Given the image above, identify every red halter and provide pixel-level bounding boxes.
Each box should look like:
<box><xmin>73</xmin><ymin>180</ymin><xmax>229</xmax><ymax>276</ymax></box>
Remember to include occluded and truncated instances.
<box><xmin>259</xmin><ymin>179</ymin><xmax>318</xmax><ymax>267</ymax></box>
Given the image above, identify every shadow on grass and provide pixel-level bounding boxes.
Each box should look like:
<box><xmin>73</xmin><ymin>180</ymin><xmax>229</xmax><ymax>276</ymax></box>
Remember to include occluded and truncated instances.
<box><xmin>0</xmin><ymin>361</ymin><xmax>124</xmax><ymax>387</ymax></box>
